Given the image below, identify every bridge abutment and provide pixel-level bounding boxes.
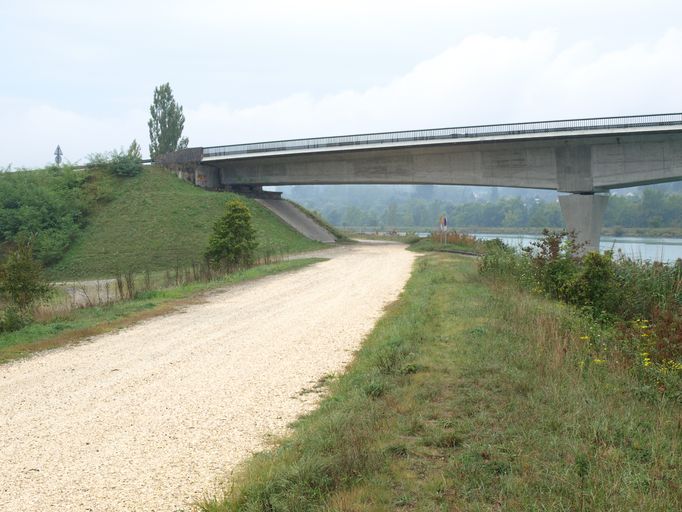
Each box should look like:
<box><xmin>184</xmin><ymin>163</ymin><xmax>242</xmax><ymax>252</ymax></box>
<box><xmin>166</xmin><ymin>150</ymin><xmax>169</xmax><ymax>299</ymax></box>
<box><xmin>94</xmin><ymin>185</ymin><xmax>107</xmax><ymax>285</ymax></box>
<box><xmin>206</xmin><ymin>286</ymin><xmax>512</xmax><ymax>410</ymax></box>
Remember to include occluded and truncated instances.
<box><xmin>558</xmin><ymin>193</ymin><xmax>609</xmax><ymax>252</ymax></box>
<box><xmin>195</xmin><ymin>166</ymin><xmax>220</xmax><ymax>189</ymax></box>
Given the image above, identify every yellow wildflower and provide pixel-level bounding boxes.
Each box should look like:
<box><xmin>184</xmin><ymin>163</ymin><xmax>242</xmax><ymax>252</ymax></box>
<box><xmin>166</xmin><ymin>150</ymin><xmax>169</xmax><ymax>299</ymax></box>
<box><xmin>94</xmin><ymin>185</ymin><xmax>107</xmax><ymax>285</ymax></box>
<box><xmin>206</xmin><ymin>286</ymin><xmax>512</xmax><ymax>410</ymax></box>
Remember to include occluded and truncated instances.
<box><xmin>593</xmin><ymin>358</ymin><xmax>606</xmax><ymax>365</ymax></box>
<box><xmin>664</xmin><ymin>360</ymin><xmax>682</xmax><ymax>371</ymax></box>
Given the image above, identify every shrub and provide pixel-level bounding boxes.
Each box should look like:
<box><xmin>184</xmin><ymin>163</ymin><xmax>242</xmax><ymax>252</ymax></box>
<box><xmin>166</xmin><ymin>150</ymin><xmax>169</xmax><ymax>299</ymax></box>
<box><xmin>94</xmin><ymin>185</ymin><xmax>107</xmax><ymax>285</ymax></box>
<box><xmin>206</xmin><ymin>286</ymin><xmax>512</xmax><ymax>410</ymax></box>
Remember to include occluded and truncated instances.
<box><xmin>0</xmin><ymin>166</ymin><xmax>89</xmax><ymax>265</ymax></box>
<box><xmin>108</xmin><ymin>152</ymin><xmax>142</xmax><ymax>177</ymax></box>
<box><xmin>478</xmin><ymin>239</ymin><xmax>521</xmax><ymax>278</ymax></box>
<box><xmin>478</xmin><ymin>229</ymin><xmax>682</xmax><ymax>399</ymax></box>
<box><xmin>0</xmin><ymin>305</ymin><xmax>27</xmax><ymax>333</ymax></box>
<box><xmin>564</xmin><ymin>251</ymin><xmax>617</xmax><ymax>315</ymax></box>
<box><xmin>87</xmin><ymin>149</ymin><xmax>142</xmax><ymax>177</ymax></box>
<box><xmin>205</xmin><ymin>199</ymin><xmax>258</xmax><ymax>269</ymax></box>
<box><xmin>522</xmin><ymin>230</ymin><xmax>582</xmax><ymax>300</ymax></box>
<box><xmin>0</xmin><ymin>239</ymin><xmax>51</xmax><ymax>332</ymax></box>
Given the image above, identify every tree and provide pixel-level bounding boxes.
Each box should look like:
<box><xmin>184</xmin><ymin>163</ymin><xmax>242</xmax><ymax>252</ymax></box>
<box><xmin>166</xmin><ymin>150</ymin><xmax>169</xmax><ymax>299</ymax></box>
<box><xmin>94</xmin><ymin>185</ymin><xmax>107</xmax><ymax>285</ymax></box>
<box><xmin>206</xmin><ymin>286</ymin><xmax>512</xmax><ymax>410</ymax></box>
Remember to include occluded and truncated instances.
<box><xmin>148</xmin><ymin>82</ymin><xmax>188</xmax><ymax>159</ymax></box>
<box><xmin>205</xmin><ymin>199</ymin><xmax>258</xmax><ymax>268</ymax></box>
<box><xmin>127</xmin><ymin>139</ymin><xmax>142</xmax><ymax>161</ymax></box>
<box><xmin>0</xmin><ymin>238</ymin><xmax>51</xmax><ymax>312</ymax></box>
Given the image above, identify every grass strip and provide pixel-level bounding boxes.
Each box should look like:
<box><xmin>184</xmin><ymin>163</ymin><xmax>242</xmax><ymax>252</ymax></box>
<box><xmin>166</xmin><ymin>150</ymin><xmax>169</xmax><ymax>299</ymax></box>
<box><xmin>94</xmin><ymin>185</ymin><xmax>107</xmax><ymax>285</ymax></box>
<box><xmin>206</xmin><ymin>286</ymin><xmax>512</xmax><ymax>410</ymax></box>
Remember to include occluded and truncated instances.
<box><xmin>0</xmin><ymin>258</ymin><xmax>324</xmax><ymax>365</ymax></box>
<box><xmin>409</xmin><ymin>239</ymin><xmax>481</xmax><ymax>255</ymax></box>
<box><xmin>201</xmin><ymin>253</ymin><xmax>680</xmax><ymax>511</ymax></box>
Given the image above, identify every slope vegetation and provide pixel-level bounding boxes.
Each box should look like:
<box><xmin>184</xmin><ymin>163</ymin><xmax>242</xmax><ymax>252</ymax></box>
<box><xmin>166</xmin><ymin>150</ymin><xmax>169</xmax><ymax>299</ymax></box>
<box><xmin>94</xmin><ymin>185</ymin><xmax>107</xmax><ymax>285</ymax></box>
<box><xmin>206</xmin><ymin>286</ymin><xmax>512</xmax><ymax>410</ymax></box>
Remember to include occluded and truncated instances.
<box><xmin>49</xmin><ymin>167</ymin><xmax>322</xmax><ymax>279</ymax></box>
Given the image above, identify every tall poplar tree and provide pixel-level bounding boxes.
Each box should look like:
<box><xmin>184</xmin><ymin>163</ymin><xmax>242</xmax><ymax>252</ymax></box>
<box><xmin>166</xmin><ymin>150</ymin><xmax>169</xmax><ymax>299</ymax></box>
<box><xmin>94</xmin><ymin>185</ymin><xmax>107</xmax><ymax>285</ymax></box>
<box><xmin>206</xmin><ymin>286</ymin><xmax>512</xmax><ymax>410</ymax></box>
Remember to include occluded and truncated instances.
<box><xmin>147</xmin><ymin>83</ymin><xmax>189</xmax><ymax>159</ymax></box>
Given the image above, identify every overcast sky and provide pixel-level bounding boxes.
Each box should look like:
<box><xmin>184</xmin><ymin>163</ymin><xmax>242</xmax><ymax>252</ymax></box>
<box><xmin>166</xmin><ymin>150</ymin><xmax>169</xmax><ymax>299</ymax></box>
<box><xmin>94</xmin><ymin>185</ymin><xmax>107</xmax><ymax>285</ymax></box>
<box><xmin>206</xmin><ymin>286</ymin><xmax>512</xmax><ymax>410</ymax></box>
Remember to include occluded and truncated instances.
<box><xmin>2</xmin><ymin>0</ymin><xmax>681</xmax><ymax>168</ymax></box>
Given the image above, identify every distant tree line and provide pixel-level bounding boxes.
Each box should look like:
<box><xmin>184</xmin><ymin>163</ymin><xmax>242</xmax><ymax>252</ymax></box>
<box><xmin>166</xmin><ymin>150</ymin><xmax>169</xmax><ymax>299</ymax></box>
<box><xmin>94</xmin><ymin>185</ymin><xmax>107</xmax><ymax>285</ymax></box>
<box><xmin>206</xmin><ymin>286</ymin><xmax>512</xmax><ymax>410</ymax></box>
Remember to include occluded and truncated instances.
<box><xmin>292</xmin><ymin>190</ymin><xmax>682</xmax><ymax>230</ymax></box>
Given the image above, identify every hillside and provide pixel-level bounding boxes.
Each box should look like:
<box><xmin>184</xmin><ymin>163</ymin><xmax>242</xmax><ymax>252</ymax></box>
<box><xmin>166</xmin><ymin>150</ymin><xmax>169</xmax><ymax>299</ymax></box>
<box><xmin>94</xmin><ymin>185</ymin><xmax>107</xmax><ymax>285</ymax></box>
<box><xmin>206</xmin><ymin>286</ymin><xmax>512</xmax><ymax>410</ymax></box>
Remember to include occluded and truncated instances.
<box><xmin>48</xmin><ymin>167</ymin><xmax>323</xmax><ymax>279</ymax></box>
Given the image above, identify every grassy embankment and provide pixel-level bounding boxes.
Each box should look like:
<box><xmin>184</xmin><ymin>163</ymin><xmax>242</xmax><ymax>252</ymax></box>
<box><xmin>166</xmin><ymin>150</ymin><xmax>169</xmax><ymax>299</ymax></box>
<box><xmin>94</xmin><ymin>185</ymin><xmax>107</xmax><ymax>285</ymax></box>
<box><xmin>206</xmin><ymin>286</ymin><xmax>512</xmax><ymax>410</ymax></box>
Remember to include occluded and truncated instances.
<box><xmin>0</xmin><ymin>258</ymin><xmax>323</xmax><ymax>364</ymax></box>
<box><xmin>49</xmin><ymin>166</ymin><xmax>324</xmax><ymax>280</ymax></box>
<box><xmin>1</xmin><ymin>165</ymin><xmax>330</xmax><ymax>362</ymax></box>
<box><xmin>286</xmin><ymin>200</ymin><xmax>352</xmax><ymax>242</ymax></box>
<box><xmin>201</xmin><ymin>253</ymin><xmax>680</xmax><ymax>511</ymax></box>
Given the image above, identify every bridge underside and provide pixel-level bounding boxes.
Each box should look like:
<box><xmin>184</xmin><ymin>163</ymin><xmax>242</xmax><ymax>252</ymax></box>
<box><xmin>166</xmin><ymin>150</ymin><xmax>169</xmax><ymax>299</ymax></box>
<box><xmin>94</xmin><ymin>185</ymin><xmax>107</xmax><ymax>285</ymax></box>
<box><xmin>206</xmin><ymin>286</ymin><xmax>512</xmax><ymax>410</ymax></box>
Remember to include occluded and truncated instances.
<box><xmin>203</xmin><ymin>131</ymin><xmax>682</xmax><ymax>193</ymax></box>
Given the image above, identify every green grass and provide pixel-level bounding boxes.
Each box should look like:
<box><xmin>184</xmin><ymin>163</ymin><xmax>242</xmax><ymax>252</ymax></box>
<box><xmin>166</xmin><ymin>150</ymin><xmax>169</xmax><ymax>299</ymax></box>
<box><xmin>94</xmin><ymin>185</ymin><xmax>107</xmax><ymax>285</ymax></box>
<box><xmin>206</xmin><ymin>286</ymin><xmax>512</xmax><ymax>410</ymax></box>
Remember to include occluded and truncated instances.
<box><xmin>409</xmin><ymin>238</ymin><xmax>481</xmax><ymax>254</ymax></box>
<box><xmin>201</xmin><ymin>254</ymin><xmax>681</xmax><ymax>511</ymax></box>
<box><xmin>0</xmin><ymin>258</ymin><xmax>323</xmax><ymax>364</ymax></box>
<box><xmin>48</xmin><ymin>166</ymin><xmax>323</xmax><ymax>279</ymax></box>
<box><xmin>285</xmin><ymin>200</ymin><xmax>351</xmax><ymax>241</ymax></box>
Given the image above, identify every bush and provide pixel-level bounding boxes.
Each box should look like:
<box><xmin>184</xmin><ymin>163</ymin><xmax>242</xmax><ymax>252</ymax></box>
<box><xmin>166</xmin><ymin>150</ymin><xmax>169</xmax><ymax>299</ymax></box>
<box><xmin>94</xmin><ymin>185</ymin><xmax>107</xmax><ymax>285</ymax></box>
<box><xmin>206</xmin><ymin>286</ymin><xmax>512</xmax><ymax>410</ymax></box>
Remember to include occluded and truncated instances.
<box><xmin>0</xmin><ymin>166</ymin><xmax>89</xmax><ymax>265</ymax></box>
<box><xmin>205</xmin><ymin>199</ymin><xmax>258</xmax><ymax>269</ymax></box>
<box><xmin>108</xmin><ymin>152</ymin><xmax>142</xmax><ymax>177</ymax></box>
<box><xmin>0</xmin><ymin>305</ymin><xmax>27</xmax><ymax>333</ymax></box>
<box><xmin>478</xmin><ymin>229</ymin><xmax>682</xmax><ymax>398</ymax></box>
<box><xmin>87</xmin><ymin>149</ymin><xmax>142</xmax><ymax>177</ymax></box>
<box><xmin>522</xmin><ymin>230</ymin><xmax>582</xmax><ymax>300</ymax></box>
<box><xmin>564</xmin><ymin>251</ymin><xmax>617</xmax><ymax>315</ymax></box>
<box><xmin>478</xmin><ymin>239</ymin><xmax>521</xmax><ymax>278</ymax></box>
<box><xmin>0</xmin><ymin>240</ymin><xmax>51</xmax><ymax>332</ymax></box>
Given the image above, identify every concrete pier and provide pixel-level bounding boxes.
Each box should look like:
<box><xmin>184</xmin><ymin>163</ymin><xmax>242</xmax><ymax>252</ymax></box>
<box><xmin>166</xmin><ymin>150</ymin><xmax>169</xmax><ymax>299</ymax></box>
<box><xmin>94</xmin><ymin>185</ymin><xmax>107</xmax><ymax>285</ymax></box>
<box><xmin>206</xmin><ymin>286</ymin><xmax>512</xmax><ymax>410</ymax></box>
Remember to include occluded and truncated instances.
<box><xmin>559</xmin><ymin>193</ymin><xmax>610</xmax><ymax>252</ymax></box>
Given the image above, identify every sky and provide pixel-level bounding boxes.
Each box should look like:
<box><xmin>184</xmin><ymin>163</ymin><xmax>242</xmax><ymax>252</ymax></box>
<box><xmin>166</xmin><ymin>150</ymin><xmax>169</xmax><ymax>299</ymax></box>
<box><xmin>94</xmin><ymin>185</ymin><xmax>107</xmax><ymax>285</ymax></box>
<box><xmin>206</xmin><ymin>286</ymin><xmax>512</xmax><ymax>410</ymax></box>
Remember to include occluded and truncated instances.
<box><xmin>2</xmin><ymin>0</ymin><xmax>681</xmax><ymax>168</ymax></box>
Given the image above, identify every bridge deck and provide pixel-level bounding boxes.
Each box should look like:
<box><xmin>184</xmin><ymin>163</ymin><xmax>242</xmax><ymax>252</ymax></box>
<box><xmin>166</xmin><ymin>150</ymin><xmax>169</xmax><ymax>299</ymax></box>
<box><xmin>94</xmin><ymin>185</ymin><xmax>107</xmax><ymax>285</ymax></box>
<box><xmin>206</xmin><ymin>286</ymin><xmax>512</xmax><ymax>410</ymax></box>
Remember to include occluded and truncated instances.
<box><xmin>202</xmin><ymin>112</ymin><xmax>682</xmax><ymax>160</ymax></box>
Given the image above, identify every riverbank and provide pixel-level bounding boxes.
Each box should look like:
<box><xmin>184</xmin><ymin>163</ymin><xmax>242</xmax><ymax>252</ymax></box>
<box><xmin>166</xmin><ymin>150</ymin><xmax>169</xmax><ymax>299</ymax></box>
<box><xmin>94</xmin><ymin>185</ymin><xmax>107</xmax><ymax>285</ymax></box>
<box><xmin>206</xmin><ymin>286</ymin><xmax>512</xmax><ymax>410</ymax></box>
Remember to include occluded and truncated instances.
<box><xmin>343</xmin><ymin>226</ymin><xmax>682</xmax><ymax>238</ymax></box>
<box><xmin>202</xmin><ymin>253</ymin><xmax>680</xmax><ymax>511</ymax></box>
<box><xmin>467</xmin><ymin>226</ymin><xmax>682</xmax><ymax>238</ymax></box>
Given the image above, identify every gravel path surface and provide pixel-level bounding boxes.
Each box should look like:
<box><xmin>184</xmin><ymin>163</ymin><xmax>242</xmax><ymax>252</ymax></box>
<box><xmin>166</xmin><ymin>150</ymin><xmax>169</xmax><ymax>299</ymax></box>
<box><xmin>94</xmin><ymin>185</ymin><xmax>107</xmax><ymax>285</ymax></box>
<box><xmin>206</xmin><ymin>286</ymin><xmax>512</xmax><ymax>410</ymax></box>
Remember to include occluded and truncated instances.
<box><xmin>0</xmin><ymin>243</ymin><xmax>415</xmax><ymax>511</ymax></box>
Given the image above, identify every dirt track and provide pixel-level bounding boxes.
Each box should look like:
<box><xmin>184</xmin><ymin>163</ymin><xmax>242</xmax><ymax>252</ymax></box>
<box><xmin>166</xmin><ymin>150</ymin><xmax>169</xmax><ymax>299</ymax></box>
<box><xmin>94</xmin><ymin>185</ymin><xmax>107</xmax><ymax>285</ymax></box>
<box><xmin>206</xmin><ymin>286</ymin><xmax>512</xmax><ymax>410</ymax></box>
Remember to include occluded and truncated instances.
<box><xmin>0</xmin><ymin>243</ymin><xmax>415</xmax><ymax>511</ymax></box>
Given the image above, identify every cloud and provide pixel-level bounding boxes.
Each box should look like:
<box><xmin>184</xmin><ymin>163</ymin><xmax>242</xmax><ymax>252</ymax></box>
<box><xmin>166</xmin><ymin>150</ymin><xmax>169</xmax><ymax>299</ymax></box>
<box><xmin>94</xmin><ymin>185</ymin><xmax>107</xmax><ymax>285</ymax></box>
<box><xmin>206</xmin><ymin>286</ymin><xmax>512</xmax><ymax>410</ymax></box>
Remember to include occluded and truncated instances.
<box><xmin>186</xmin><ymin>29</ymin><xmax>682</xmax><ymax>146</ymax></box>
<box><xmin>2</xmin><ymin>29</ymin><xmax>681</xmax><ymax>167</ymax></box>
<box><xmin>0</xmin><ymin>99</ymin><xmax>148</xmax><ymax>167</ymax></box>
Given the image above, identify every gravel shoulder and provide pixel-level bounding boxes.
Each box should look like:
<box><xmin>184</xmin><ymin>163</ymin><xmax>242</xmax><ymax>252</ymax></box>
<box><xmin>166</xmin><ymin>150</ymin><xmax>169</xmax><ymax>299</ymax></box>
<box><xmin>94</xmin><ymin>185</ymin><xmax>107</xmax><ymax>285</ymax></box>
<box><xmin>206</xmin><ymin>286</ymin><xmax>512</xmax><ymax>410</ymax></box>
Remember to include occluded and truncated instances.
<box><xmin>0</xmin><ymin>242</ymin><xmax>415</xmax><ymax>511</ymax></box>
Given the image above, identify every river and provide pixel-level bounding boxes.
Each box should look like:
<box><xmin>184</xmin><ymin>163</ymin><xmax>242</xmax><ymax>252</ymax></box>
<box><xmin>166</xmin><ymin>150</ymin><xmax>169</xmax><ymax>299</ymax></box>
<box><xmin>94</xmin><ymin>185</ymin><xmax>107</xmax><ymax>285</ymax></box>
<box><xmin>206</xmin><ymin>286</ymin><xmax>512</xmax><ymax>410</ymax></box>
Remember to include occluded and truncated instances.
<box><xmin>473</xmin><ymin>234</ymin><xmax>682</xmax><ymax>263</ymax></box>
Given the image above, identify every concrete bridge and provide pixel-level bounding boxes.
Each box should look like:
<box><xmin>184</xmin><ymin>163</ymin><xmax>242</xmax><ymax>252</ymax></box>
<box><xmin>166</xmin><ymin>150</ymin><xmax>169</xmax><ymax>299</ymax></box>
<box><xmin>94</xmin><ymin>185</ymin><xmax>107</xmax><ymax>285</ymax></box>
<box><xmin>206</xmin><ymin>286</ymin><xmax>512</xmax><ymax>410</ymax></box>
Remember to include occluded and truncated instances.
<box><xmin>159</xmin><ymin>113</ymin><xmax>682</xmax><ymax>250</ymax></box>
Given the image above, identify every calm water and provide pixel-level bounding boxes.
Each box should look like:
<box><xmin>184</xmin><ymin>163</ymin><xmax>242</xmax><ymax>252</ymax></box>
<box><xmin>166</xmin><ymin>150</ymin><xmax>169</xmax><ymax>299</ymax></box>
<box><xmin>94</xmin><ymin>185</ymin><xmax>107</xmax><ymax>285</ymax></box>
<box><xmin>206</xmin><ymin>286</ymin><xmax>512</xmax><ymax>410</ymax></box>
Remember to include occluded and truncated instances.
<box><xmin>473</xmin><ymin>234</ymin><xmax>682</xmax><ymax>263</ymax></box>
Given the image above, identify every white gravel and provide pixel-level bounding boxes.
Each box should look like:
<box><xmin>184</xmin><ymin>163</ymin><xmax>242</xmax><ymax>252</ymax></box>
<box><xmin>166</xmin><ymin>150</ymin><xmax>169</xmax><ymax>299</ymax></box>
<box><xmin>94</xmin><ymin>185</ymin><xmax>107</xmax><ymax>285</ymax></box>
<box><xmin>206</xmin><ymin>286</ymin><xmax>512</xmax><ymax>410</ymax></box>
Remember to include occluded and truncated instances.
<box><xmin>0</xmin><ymin>243</ymin><xmax>415</xmax><ymax>511</ymax></box>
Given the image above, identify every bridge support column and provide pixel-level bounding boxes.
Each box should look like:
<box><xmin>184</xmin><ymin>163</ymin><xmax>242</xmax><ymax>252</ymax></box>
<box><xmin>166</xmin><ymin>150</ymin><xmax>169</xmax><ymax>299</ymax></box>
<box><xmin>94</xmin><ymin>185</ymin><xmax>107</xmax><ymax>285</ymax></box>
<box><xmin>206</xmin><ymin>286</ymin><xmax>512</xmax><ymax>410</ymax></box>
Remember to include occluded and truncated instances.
<box><xmin>559</xmin><ymin>193</ymin><xmax>609</xmax><ymax>253</ymax></box>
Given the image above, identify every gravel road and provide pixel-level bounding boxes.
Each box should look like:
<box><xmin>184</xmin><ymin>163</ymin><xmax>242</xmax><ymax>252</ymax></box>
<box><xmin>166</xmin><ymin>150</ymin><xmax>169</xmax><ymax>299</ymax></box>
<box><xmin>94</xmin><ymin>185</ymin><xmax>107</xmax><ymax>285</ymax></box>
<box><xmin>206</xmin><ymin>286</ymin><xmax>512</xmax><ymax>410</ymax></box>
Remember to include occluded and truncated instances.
<box><xmin>0</xmin><ymin>243</ymin><xmax>415</xmax><ymax>511</ymax></box>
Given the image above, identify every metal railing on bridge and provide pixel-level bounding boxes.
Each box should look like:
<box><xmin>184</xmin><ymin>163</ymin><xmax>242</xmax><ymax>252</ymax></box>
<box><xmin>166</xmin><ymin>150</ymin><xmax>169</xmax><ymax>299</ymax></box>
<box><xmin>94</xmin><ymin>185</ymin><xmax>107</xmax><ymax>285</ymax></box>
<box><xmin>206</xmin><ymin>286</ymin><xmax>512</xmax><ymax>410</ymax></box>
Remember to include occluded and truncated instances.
<box><xmin>202</xmin><ymin>112</ymin><xmax>682</xmax><ymax>159</ymax></box>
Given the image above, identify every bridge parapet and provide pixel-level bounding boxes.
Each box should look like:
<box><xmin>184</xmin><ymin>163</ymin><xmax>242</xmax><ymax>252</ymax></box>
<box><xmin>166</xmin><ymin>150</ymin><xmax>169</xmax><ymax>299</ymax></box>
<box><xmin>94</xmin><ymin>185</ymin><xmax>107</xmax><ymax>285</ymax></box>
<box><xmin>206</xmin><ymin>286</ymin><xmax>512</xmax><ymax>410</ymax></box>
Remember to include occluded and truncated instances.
<box><xmin>202</xmin><ymin>112</ymin><xmax>682</xmax><ymax>159</ymax></box>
